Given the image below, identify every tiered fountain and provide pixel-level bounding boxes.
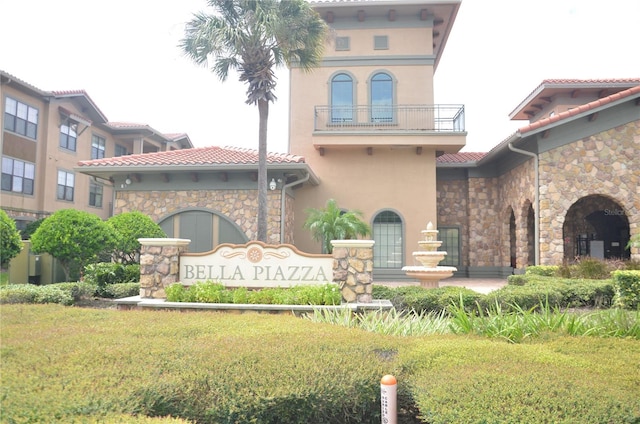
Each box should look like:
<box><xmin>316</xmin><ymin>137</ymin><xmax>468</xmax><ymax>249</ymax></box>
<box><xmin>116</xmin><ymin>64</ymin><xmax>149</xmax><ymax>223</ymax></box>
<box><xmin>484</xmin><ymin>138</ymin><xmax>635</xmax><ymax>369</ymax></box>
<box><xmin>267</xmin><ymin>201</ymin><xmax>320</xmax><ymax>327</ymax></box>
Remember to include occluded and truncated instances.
<box><xmin>402</xmin><ymin>222</ymin><xmax>457</xmax><ymax>288</ymax></box>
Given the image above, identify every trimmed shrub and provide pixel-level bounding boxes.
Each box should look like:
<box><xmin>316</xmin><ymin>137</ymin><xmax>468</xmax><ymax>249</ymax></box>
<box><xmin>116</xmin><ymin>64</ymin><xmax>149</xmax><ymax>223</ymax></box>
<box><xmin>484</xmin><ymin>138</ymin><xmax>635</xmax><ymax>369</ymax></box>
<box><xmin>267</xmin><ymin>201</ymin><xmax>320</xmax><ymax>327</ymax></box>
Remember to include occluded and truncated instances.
<box><xmin>381</xmin><ymin>285</ymin><xmax>482</xmax><ymax>315</ymax></box>
<box><xmin>84</xmin><ymin>262</ymin><xmax>139</xmax><ymax>297</ymax></box>
<box><xmin>525</xmin><ymin>265</ymin><xmax>559</xmax><ymax>277</ymax></box>
<box><xmin>0</xmin><ymin>284</ymin><xmax>73</xmax><ymax>305</ymax></box>
<box><xmin>612</xmin><ymin>270</ymin><xmax>640</xmax><ymax>309</ymax></box>
<box><xmin>165</xmin><ymin>281</ymin><xmax>342</xmax><ymax>306</ymax></box>
<box><xmin>102</xmin><ymin>282</ymin><xmax>140</xmax><ymax>299</ymax></box>
<box><xmin>507</xmin><ymin>274</ymin><xmax>527</xmax><ymax>286</ymax></box>
<box><xmin>573</xmin><ymin>258</ymin><xmax>611</xmax><ymax>279</ymax></box>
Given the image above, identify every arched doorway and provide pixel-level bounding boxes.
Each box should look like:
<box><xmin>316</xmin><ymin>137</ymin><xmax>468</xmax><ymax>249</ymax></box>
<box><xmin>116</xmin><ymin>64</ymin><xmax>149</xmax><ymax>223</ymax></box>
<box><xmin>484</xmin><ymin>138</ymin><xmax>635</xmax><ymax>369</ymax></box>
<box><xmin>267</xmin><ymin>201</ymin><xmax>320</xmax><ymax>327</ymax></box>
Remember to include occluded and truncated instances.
<box><xmin>158</xmin><ymin>209</ymin><xmax>248</xmax><ymax>253</ymax></box>
<box><xmin>509</xmin><ymin>208</ymin><xmax>516</xmax><ymax>268</ymax></box>
<box><xmin>563</xmin><ymin>195</ymin><xmax>630</xmax><ymax>261</ymax></box>
<box><xmin>525</xmin><ymin>202</ymin><xmax>535</xmax><ymax>266</ymax></box>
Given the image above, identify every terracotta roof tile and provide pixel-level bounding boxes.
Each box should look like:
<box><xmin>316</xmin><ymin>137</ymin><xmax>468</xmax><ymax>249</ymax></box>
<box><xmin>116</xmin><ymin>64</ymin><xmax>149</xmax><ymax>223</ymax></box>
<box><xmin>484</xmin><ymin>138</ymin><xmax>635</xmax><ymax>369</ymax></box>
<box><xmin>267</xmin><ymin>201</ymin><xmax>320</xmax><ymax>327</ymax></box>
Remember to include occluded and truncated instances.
<box><xmin>77</xmin><ymin>146</ymin><xmax>305</xmax><ymax>168</ymax></box>
<box><xmin>519</xmin><ymin>84</ymin><xmax>640</xmax><ymax>134</ymax></box>
<box><xmin>437</xmin><ymin>152</ymin><xmax>485</xmax><ymax>163</ymax></box>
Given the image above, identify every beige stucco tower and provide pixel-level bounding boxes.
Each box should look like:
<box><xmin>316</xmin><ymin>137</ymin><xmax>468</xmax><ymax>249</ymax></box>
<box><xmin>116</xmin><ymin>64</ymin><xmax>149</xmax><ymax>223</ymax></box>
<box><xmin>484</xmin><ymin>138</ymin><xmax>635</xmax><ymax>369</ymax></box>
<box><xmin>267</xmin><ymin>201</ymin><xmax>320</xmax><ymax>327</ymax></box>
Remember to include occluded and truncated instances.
<box><xmin>289</xmin><ymin>1</ymin><xmax>466</xmax><ymax>280</ymax></box>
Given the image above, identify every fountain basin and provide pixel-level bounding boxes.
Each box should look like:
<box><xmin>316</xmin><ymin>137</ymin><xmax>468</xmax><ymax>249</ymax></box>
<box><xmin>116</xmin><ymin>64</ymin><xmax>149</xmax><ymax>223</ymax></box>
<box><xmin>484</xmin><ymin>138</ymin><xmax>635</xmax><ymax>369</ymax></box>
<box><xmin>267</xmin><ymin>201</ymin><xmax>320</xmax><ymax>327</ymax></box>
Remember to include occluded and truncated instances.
<box><xmin>402</xmin><ymin>265</ymin><xmax>457</xmax><ymax>288</ymax></box>
<box><xmin>413</xmin><ymin>251</ymin><xmax>447</xmax><ymax>268</ymax></box>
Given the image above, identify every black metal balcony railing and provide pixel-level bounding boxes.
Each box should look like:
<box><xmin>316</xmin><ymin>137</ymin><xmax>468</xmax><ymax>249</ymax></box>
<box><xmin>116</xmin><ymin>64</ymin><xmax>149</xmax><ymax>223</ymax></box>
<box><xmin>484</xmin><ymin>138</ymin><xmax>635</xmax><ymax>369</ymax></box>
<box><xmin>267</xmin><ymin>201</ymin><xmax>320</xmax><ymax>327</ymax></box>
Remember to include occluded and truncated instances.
<box><xmin>314</xmin><ymin>104</ymin><xmax>465</xmax><ymax>133</ymax></box>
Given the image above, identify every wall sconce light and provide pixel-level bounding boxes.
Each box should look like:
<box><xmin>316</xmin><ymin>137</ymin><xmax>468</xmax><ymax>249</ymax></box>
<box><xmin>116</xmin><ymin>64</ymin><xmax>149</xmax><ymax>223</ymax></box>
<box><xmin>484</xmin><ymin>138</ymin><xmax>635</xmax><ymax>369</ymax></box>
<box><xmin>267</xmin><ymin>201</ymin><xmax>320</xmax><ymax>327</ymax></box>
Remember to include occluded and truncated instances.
<box><xmin>269</xmin><ymin>178</ymin><xmax>277</xmax><ymax>191</ymax></box>
<box><xmin>120</xmin><ymin>177</ymin><xmax>132</xmax><ymax>189</ymax></box>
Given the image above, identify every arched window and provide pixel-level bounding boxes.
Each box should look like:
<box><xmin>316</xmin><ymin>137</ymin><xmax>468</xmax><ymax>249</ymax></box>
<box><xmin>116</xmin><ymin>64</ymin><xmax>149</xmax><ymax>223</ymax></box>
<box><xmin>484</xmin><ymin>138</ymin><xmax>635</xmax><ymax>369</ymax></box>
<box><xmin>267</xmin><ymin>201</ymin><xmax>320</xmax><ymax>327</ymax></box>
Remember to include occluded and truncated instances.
<box><xmin>331</xmin><ymin>73</ymin><xmax>353</xmax><ymax>122</ymax></box>
<box><xmin>373</xmin><ymin>210</ymin><xmax>403</xmax><ymax>268</ymax></box>
<box><xmin>370</xmin><ymin>72</ymin><xmax>393</xmax><ymax>122</ymax></box>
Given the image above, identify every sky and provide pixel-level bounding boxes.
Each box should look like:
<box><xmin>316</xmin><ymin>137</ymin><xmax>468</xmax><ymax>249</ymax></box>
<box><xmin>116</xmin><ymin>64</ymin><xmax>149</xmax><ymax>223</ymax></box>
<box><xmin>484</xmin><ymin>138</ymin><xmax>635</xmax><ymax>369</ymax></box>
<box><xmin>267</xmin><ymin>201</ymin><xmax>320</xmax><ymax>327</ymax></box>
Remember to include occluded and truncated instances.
<box><xmin>1</xmin><ymin>0</ymin><xmax>638</xmax><ymax>154</ymax></box>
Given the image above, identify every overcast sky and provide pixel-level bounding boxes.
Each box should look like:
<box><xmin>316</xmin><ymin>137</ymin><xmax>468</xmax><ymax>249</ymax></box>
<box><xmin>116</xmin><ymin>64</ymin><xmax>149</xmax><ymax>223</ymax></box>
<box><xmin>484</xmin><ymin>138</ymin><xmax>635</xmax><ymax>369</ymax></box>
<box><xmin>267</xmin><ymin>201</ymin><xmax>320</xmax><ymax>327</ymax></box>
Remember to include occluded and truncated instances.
<box><xmin>1</xmin><ymin>0</ymin><xmax>638</xmax><ymax>153</ymax></box>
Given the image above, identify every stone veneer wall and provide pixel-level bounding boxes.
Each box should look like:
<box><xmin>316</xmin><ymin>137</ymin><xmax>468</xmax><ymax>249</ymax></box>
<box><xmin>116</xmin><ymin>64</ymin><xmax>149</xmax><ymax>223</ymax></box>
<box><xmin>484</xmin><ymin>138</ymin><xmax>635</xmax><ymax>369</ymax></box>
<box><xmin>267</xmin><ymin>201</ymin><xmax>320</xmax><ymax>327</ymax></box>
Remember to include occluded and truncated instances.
<box><xmin>331</xmin><ymin>240</ymin><xmax>375</xmax><ymax>303</ymax></box>
<box><xmin>538</xmin><ymin>121</ymin><xmax>640</xmax><ymax>263</ymax></box>
<box><xmin>115</xmin><ymin>189</ymin><xmax>292</xmax><ymax>244</ymax></box>
<box><xmin>497</xmin><ymin>160</ymin><xmax>536</xmax><ymax>268</ymax></box>
<box><xmin>139</xmin><ymin>238</ymin><xmax>190</xmax><ymax>298</ymax></box>
<box><xmin>436</xmin><ymin>179</ymin><xmax>469</xmax><ymax>267</ymax></box>
<box><xmin>466</xmin><ymin>177</ymin><xmax>502</xmax><ymax>267</ymax></box>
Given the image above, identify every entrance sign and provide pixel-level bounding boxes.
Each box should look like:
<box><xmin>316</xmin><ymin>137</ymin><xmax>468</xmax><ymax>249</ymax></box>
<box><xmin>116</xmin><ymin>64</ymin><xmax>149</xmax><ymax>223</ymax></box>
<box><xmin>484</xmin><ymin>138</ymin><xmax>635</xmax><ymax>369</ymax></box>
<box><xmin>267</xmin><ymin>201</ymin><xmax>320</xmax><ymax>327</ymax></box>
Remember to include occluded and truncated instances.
<box><xmin>180</xmin><ymin>241</ymin><xmax>333</xmax><ymax>288</ymax></box>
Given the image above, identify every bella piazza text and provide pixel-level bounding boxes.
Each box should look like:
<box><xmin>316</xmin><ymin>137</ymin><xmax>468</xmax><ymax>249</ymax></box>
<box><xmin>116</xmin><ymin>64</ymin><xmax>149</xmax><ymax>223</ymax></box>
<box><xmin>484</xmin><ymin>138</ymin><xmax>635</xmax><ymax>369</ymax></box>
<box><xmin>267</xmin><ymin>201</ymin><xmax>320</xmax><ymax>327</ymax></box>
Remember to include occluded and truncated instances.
<box><xmin>179</xmin><ymin>242</ymin><xmax>334</xmax><ymax>288</ymax></box>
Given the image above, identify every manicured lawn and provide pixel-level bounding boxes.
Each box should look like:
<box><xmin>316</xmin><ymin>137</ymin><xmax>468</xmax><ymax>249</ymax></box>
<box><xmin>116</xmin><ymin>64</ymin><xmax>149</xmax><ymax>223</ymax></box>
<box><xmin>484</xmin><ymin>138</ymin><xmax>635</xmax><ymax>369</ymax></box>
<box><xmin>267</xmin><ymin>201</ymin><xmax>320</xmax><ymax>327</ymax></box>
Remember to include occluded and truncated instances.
<box><xmin>2</xmin><ymin>304</ymin><xmax>639</xmax><ymax>423</ymax></box>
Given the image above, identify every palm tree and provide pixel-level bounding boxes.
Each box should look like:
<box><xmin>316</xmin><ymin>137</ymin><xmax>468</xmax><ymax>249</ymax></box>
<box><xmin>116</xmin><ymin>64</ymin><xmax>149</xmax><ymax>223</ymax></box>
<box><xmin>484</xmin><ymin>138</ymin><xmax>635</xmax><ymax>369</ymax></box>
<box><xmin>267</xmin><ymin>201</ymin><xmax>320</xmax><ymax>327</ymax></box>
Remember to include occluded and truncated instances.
<box><xmin>180</xmin><ymin>0</ymin><xmax>327</xmax><ymax>242</ymax></box>
<box><xmin>303</xmin><ymin>199</ymin><xmax>371</xmax><ymax>254</ymax></box>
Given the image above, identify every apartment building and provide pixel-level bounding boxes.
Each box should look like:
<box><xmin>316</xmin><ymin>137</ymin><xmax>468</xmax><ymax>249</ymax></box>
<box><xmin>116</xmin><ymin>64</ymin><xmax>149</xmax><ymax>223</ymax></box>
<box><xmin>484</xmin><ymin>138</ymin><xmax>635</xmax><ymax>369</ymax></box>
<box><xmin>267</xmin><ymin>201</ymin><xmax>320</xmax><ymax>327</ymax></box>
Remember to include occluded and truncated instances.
<box><xmin>1</xmin><ymin>70</ymin><xmax>192</xmax><ymax>231</ymax></box>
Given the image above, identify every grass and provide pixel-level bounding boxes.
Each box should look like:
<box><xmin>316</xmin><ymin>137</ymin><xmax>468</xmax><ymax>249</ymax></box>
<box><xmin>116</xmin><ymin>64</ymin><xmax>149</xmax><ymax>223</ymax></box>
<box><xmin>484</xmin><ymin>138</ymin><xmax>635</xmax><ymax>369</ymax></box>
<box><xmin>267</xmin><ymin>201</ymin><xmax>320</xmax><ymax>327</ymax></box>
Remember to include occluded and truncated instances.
<box><xmin>2</xmin><ymin>304</ymin><xmax>639</xmax><ymax>423</ymax></box>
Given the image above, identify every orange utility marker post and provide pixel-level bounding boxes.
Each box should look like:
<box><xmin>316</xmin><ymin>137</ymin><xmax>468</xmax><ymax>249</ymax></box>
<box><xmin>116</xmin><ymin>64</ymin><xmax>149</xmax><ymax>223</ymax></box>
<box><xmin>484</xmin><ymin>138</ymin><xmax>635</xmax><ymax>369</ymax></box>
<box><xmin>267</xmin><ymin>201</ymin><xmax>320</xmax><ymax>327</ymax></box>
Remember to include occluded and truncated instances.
<box><xmin>380</xmin><ymin>374</ymin><xmax>397</xmax><ymax>424</ymax></box>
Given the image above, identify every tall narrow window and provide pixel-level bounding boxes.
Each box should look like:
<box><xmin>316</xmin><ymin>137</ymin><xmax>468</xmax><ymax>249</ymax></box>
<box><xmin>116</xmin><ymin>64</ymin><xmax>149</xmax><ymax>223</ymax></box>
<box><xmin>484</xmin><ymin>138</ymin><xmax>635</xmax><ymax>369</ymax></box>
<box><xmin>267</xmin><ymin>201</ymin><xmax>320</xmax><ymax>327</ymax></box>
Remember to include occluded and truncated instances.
<box><xmin>57</xmin><ymin>170</ymin><xmax>74</xmax><ymax>201</ymax></box>
<box><xmin>370</xmin><ymin>72</ymin><xmax>393</xmax><ymax>122</ymax></box>
<box><xmin>60</xmin><ymin>123</ymin><xmax>77</xmax><ymax>151</ymax></box>
<box><xmin>89</xmin><ymin>181</ymin><xmax>103</xmax><ymax>207</ymax></box>
<box><xmin>373</xmin><ymin>211</ymin><xmax>403</xmax><ymax>268</ymax></box>
<box><xmin>91</xmin><ymin>134</ymin><xmax>106</xmax><ymax>159</ymax></box>
<box><xmin>331</xmin><ymin>73</ymin><xmax>353</xmax><ymax>122</ymax></box>
<box><xmin>438</xmin><ymin>227</ymin><xmax>460</xmax><ymax>267</ymax></box>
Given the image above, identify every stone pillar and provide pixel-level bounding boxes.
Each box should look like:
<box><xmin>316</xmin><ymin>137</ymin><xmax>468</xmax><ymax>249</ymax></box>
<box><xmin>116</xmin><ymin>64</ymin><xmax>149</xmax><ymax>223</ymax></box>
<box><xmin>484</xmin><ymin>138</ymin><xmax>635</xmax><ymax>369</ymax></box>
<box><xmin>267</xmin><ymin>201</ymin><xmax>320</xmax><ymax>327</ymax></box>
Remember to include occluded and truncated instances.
<box><xmin>138</xmin><ymin>238</ymin><xmax>190</xmax><ymax>299</ymax></box>
<box><xmin>331</xmin><ymin>240</ymin><xmax>375</xmax><ymax>303</ymax></box>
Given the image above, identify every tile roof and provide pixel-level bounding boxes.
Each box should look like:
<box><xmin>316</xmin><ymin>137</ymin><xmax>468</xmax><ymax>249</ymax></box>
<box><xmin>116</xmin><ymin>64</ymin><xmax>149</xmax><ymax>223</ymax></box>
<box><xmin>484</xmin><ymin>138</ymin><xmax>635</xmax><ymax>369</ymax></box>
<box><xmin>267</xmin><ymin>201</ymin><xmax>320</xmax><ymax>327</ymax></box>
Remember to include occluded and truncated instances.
<box><xmin>437</xmin><ymin>152</ymin><xmax>485</xmax><ymax>163</ymax></box>
<box><xmin>77</xmin><ymin>146</ymin><xmax>306</xmax><ymax>168</ymax></box>
<box><xmin>518</xmin><ymin>84</ymin><xmax>640</xmax><ymax>135</ymax></box>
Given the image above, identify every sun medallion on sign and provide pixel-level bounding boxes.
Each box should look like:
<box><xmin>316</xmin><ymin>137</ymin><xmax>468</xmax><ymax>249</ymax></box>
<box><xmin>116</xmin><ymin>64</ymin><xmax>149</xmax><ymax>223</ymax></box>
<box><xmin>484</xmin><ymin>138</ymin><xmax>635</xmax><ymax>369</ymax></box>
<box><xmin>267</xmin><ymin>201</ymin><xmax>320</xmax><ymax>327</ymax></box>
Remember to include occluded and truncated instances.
<box><xmin>247</xmin><ymin>246</ymin><xmax>263</xmax><ymax>263</ymax></box>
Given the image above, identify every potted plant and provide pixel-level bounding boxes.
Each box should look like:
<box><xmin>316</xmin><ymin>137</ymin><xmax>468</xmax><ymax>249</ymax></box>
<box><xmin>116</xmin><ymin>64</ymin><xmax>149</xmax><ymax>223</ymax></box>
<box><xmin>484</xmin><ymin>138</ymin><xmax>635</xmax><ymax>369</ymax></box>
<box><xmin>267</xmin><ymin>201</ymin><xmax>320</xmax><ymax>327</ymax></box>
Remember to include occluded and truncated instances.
<box><xmin>303</xmin><ymin>199</ymin><xmax>371</xmax><ymax>254</ymax></box>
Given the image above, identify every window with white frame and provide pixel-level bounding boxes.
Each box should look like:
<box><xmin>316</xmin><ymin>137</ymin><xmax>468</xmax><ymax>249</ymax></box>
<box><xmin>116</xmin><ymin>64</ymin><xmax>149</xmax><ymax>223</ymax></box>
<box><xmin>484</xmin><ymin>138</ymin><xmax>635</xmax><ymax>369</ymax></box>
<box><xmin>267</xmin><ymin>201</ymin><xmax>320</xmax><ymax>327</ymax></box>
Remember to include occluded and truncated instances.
<box><xmin>59</xmin><ymin>123</ymin><xmax>78</xmax><ymax>151</ymax></box>
<box><xmin>4</xmin><ymin>97</ymin><xmax>38</xmax><ymax>139</ymax></box>
<box><xmin>1</xmin><ymin>157</ymin><xmax>35</xmax><ymax>195</ymax></box>
<box><xmin>57</xmin><ymin>170</ymin><xmax>74</xmax><ymax>201</ymax></box>
<box><xmin>91</xmin><ymin>134</ymin><xmax>106</xmax><ymax>159</ymax></box>
<box><xmin>89</xmin><ymin>180</ymin><xmax>103</xmax><ymax>207</ymax></box>
<box><xmin>373</xmin><ymin>210</ymin><xmax>403</xmax><ymax>268</ymax></box>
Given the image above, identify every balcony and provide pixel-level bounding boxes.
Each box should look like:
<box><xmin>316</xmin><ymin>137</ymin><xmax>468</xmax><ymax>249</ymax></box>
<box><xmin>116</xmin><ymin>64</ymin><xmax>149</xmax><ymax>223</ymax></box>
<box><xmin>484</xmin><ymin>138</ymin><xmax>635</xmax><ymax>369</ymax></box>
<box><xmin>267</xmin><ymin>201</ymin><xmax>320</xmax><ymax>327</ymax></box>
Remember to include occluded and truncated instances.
<box><xmin>314</xmin><ymin>104</ymin><xmax>465</xmax><ymax>134</ymax></box>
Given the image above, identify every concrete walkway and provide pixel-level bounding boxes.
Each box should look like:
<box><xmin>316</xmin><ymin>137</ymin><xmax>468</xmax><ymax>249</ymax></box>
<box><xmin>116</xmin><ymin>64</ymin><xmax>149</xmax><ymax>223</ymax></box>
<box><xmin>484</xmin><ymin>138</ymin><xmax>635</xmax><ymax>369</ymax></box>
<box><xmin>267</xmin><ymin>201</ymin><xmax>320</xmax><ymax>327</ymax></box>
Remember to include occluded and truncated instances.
<box><xmin>377</xmin><ymin>278</ymin><xmax>508</xmax><ymax>295</ymax></box>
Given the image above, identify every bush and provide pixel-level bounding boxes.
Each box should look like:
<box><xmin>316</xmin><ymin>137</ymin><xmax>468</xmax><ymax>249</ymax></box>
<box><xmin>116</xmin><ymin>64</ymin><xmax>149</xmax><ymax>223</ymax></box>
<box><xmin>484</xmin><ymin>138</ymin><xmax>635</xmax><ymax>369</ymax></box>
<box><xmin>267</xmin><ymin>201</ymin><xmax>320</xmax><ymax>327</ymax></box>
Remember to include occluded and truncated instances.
<box><xmin>165</xmin><ymin>281</ymin><xmax>342</xmax><ymax>305</ymax></box>
<box><xmin>379</xmin><ymin>285</ymin><xmax>482</xmax><ymax>315</ymax></box>
<box><xmin>573</xmin><ymin>258</ymin><xmax>611</xmax><ymax>279</ymax></box>
<box><xmin>84</xmin><ymin>262</ymin><xmax>139</xmax><ymax>297</ymax></box>
<box><xmin>0</xmin><ymin>284</ymin><xmax>73</xmax><ymax>305</ymax></box>
<box><xmin>612</xmin><ymin>270</ymin><xmax>640</xmax><ymax>309</ymax></box>
<box><xmin>107</xmin><ymin>211</ymin><xmax>167</xmax><ymax>264</ymax></box>
<box><xmin>507</xmin><ymin>274</ymin><xmax>527</xmax><ymax>286</ymax></box>
<box><xmin>525</xmin><ymin>265</ymin><xmax>559</xmax><ymax>277</ymax></box>
<box><xmin>102</xmin><ymin>282</ymin><xmax>140</xmax><ymax>299</ymax></box>
<box><xmin>0</xmin><ymin>209</ymin><xmax>23</xmax><ymax>268</ymax></box>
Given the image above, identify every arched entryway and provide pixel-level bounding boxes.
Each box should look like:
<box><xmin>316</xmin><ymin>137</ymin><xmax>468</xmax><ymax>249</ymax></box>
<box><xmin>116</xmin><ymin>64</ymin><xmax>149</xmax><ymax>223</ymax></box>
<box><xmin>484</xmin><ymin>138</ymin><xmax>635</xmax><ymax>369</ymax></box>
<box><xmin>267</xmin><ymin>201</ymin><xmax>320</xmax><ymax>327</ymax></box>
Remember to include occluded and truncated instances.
<box><xmin>158</xmin><ymin>208</ymin><xmax>248</xmax><ymax>253</ymax></box>
<box><xmin>524</xmin><ymin>202</ymin><xmax>535</xmax><ymax>266</ymax></box>
<box><xmin>563</xmin><ymin>195</ymin><xmax>630</xmax><ymax>261</ymax></box>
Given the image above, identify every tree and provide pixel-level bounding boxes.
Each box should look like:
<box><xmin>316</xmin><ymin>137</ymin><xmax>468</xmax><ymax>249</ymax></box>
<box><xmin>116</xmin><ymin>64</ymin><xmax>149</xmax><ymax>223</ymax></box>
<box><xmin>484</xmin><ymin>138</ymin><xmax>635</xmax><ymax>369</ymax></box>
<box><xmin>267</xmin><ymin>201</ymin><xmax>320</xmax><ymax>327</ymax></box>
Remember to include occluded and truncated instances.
<box><xmin>0</xmin><ymin>209</ymin><xmax>23</xmax><ymax>269</ymax></box>
<box><xmin>107</xmin><ymin>211</ymin><xmax>167</xmax><ymax>264</ymax></box>
<box><xmin>303</xmin><ymin>199</ymin><xmax>371</xmax><ymax>254</ymax></box>
<box><xmin>31</xmin><ymin>209</ymin><xmax>116</xmax><ymax>281</ymax></box>
<box><xmin>180</xmin><ymin>0</ymin><xmax>327</xmax><ymax>242</ymax></box>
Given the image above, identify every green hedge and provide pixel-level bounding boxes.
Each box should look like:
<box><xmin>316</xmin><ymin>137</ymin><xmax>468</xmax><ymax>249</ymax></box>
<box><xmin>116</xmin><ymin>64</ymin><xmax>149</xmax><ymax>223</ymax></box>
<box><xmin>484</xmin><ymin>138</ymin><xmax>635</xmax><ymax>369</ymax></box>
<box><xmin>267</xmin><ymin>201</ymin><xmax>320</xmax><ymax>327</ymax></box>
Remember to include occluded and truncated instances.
<box><xmin>0</xmin><ymin>281</ymin><xmax>140</xmax><ymax>305</ymax></box>
<box><xmin>166</xmin><ymin>281</ymin><xmax>342</xmax><ymax>305</ymax></box>
<box><xmin>2</xmin><ymin>305</ymin><xmax>638</xmax><ymax>423</ymax></box>
<box><xmin>613</xmin><ymin>270</ymin><xmax>640</xmax><ymax>309</ymax></box>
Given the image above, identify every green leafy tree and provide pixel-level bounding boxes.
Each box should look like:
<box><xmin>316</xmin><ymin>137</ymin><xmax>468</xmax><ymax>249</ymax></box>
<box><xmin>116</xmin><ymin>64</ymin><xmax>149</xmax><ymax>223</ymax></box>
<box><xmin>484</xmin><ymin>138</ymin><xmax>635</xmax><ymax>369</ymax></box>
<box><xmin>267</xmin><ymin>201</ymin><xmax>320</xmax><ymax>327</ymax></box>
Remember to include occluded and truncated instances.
<box><xmin>303</xmin><ymin>199</ymin><xmax>371</xmax><ymax>254</ymax></box>
<box><xmin>180</xmin><ymin>0</ymin><xmax>327</xmax><ymax>242</ymax></box>
<box><xmin>0</xmin><ymin>209</ymin><xmax>23</xmax><ymax>268</ymax></box>
<box><xmin>30</xmin><ymin>209</ymin><xmax>116</xmax><ymax>281</ymax></box>
<box><xmin>107</xmin><ymin>211</ymin><xmax>167</xmax><ymax>264</ymax></box>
